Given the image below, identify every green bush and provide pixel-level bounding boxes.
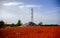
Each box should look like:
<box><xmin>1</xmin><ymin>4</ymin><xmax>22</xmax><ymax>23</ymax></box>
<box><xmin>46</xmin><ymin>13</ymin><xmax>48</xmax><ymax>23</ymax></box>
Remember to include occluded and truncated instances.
<box><xmin>0</xmin><ymin>20</ymin><xmax>4</xmax><ymax>28</ymax></box>
<box><xmin>16</xmin><ymin>20</ymin><xmax>22</xmax><ymax>26</ymax></box>
<box><xmin>11</xmin><ymin>23</ymin><xmax>15</xmax><ymax>27</ymax></box>
<box><xmin>38</xmin><ymin>22</ymin><xmax>43</xmax><ymax>26</ymax></box>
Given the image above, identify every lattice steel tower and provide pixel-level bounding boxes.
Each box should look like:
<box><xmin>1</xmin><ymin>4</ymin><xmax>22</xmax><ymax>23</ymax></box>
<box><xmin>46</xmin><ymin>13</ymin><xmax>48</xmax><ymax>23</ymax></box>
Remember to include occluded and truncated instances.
<box><xmin>31</xmin><ymin>8</ymin><xmax>33</xmax><ymax>22</ymax></box>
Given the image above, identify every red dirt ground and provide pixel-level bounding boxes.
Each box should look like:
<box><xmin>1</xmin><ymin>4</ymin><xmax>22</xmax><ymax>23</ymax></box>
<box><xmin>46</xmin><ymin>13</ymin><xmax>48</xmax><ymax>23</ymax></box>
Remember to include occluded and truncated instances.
<box><xmin>0</xmin><ymin>26</ymin><xmax>60</xmax><ymax>38</ymax></box>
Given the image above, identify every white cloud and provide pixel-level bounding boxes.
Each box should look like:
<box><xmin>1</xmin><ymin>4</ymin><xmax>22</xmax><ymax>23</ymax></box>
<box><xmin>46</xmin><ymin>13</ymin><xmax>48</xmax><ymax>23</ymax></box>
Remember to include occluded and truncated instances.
<box><xmin>25</xmin><ymin>5</ymin><xmax>41</xmax><ymax>8</ymax></box>
<box><xmin>2</xmin><ymin>2</ymin><xmax>41</xmax><ymax>8</ymax></box>
<box><xmin>2</xmin><ymin>2</ymin><xmax>24</xmax><ymax>6</ymax></box>
<box><xmin>19</xmin><ymin>5</ymin><xmax>41</xmax><ymax>8</ymax></box>
<box><xmin>19</xmin><ymin>5</ymin><xmax>25</xmax><ymax>8</ymax></box>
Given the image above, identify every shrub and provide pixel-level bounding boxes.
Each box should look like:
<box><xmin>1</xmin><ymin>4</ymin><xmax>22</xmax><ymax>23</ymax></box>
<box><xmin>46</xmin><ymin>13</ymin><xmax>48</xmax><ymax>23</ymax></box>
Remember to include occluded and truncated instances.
<box><xmin>0</xmin><ymin>20</ymin><xmax>4</xmax><ymax>28</ymax></box>
<box><xmin>11</xmin><ymin>23</ymin><xmax>15</xmax><ymax>27</ymax></box>
<box><xmin>16</xmin><ymin>20</ymin><xmax>22</xmax><ymax>26</ymax></box>
<box><xmin>38</xmin><ymin>22</ymin><xmax>43</xmax><ymax>26</ymax></box>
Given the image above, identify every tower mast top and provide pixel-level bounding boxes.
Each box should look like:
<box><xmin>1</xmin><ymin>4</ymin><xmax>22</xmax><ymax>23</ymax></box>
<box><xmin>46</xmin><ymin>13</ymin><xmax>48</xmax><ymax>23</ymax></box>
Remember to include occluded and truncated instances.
<box><xmin>31</xmin><ymin>8</ymin><xmax>33</xmax><ymax>22</ymax></box>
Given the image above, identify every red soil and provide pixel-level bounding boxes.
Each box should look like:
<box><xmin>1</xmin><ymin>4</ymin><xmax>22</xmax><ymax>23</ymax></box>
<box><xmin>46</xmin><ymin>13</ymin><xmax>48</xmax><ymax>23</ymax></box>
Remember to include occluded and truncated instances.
<box><xmin>0</xmin><ymin>26</ymin><xmax>60</xmax><ymax>38</ymax></box>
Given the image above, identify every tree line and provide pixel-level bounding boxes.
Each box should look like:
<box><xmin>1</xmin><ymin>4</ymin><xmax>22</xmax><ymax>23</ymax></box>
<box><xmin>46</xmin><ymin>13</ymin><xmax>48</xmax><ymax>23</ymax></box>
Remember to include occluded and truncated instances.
<box><xmin>0</xmin><ymin>20</ymin><xmax>43</xmax><ymax>28</ymax></box>
<box><xmin>0</xmin><ymin>20</ymin><xmax>58</xmax><ymax>28</ymax></box>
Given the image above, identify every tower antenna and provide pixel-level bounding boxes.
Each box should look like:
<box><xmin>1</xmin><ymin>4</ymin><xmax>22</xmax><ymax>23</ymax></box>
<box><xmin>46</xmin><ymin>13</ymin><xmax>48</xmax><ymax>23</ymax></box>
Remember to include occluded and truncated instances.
<box><xmin>31</xmin><ymin>8</ymin><xmax>33</xmax><ymax>22</ymax></box>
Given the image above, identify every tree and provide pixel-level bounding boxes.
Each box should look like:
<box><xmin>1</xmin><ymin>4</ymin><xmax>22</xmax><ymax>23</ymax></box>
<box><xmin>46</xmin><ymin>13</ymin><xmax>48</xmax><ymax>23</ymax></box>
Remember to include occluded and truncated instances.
<box><xmin>38</xmin><ymin>22</ymin><xmax>43</xmax><ymax>26</ymax></box>
<box><xmin>0</xmin><ymin>20</ymin><xmax>5</xmax><ymax>28</ymax></box>
<box><xmin>16</xmin><ymin>20</ymin><xmax>22</xmax><ymax>26</ymax></box>
<box><xmin>11</xmin><ymin>23</ymin><xmax>15</xmax><ymax>27</ymax></box>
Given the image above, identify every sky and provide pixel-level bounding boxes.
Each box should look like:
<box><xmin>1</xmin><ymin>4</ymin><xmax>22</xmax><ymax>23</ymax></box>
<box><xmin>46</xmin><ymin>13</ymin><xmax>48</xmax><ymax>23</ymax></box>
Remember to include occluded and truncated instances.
<box><xmin>0</xmin><ymin>0</ymin><xmax>60</xmax><ymax>25</ymax></box>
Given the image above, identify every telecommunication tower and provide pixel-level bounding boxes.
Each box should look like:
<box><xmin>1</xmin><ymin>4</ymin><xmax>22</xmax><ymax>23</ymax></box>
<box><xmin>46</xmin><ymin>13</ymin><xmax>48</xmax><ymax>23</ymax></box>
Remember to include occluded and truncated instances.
<box><xmin>31</xmin><ymin>8</ymin><xmax>33</xmax><ymax>22</ymax></box>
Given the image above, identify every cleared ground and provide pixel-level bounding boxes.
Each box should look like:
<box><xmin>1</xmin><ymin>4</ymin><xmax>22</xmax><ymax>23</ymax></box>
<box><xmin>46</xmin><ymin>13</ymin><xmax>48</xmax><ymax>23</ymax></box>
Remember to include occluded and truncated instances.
<box><xmin>0</xmin><ymin>26</ymin><xmax>60</xmax><ymax>38</ymax></box>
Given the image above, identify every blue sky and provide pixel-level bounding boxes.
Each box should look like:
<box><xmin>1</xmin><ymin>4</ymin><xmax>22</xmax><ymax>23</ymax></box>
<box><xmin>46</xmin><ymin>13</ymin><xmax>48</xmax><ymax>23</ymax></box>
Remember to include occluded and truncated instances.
<box><xmin>0</xmin><ymin>0</ymin><xmax>60</xmax><ymax>25</ymax></box>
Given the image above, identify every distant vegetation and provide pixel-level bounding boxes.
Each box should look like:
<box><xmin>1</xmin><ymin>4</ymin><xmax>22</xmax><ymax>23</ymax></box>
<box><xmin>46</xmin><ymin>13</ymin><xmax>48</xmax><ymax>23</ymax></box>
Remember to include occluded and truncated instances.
<box><xmin>11</xmin><ymin>20</ymin><xmax>22</xmax><ymax>27</ymax></box>
<box><xmin>38</xmin><ymin>22</ymin><xmax>43</xmax><ymax>26</ymax></box>
<box><xmin>11</xmin><ymin>23</ymin><xmax>15</xmax><ymax>27</ymax></box>
<box><xmin>16</xmin><ymin>20</ymin><xmax>22</xmax><ymax>26</ymax></box>
<box><xmin>0</xmin><ymin>20</ymin><xmax>59</xmax><ymax>28</ymax></box>
<box><xmin>0</xmin><ymin>20</ymin><xmax>5</xmax><ymax>28</ymax></box>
